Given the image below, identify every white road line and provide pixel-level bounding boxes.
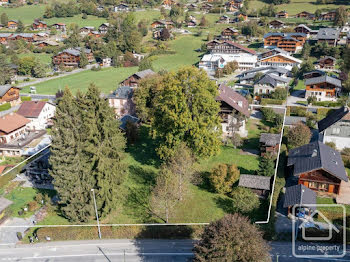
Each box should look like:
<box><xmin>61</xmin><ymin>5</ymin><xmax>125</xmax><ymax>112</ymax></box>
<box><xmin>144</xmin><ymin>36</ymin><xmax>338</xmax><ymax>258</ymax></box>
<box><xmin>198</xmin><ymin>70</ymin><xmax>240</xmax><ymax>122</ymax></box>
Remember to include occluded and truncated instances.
<box><xmin>1</xmin><ymin>252</ymin><xmax>194</xmax><ymax>260</ymax></box>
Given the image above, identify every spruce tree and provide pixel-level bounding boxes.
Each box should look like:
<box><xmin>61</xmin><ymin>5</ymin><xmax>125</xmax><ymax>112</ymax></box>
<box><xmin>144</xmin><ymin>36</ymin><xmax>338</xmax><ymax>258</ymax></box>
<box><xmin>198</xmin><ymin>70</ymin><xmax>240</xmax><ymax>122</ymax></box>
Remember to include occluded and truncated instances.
<box><xmin>49</xmin><ymin>88</ymin><xmax>95</xmax><ymax>222</ymax></box>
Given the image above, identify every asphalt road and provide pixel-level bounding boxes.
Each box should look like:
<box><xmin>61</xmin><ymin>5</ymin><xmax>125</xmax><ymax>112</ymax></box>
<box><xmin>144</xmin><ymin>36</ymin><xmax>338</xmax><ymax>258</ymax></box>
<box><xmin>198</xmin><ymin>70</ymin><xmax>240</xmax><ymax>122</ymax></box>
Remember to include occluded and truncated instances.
<box><xmin>1</xmin><ymin>239</ymin><xmax>350</xmax><ymax>262</ymax></box>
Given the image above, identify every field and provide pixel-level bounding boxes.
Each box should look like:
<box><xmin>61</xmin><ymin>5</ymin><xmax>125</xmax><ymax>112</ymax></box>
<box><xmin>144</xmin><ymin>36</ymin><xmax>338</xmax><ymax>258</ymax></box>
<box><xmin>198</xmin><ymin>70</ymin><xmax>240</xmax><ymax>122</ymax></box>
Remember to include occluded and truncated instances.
<box><xmin>18</xmin><ymin>53</ymin><xmax>52</xmax><ymax>65</ymax></box>
<box><xmin>249</xmin><ymin>0</ymin><xmax>343</xmax><ymax>15</ymax></box>
<box><xmin>0</xmin><ymin>4</ymin><xmax>46</xmax><ymax>25</ymax></box>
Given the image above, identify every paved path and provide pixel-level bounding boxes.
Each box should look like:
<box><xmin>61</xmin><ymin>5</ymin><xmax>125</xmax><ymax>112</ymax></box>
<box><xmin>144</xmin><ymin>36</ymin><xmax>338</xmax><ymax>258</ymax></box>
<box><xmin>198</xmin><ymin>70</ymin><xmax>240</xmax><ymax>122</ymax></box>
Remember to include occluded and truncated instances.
<box><xmin>336</xmin><ymin>180</ymin><xmax>350</xmax><ymax>204</ymax></box>
<box><xmin>287</xmin><ymin>90</ymin><xmax>306</xmax><ymax>106</ymax></box>
<box><xmin>0</xmin><ymin>104</ymin><xmax>20</xmax><ymax>117</ymax></box>
<box><xmin>0</xmin><ymin>215</ymin><xmax>36</xmax><ymax>245</ymax></box>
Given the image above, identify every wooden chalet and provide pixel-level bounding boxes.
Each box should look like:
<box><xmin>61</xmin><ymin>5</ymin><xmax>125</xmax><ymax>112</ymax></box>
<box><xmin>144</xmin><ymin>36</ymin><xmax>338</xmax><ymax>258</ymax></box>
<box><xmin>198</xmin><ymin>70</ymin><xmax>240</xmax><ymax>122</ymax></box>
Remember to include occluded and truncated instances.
<box><xmin>303</xmin><ymin>70</ymin><xmax>325</xmax><ymax>79</ymax></box>
<box><xmin>0</xmin><ymin>33</ymin><xmax>11</xmax><ymax>44</ymax></box>
<box><xmin>162</xmin><ymin>0</ymin><xmax>174</xmax><ymax>6</ymax></box>
<box><xmin>217</xmin><ymin>15</ymin><xmax>230</xmax><ymax>24</ymax></box>
<box><xmin>88</xmin><ymin>31</ymin><xmax>102</xmax><ymax>38</ymax></box>
<box><xmin>237</xmin><ymin>13</ymin><xmax>248</xmax><ymax>21</ymax></box>
<box><xmin>239</xmin><ymin>174</ymin><xmax>271</xmax><ymax>198</ymax></box>
<box><xmin>315</xmin><ymin>56</ymin><xmax>336</xmax><ymax>70</ymax></box>
<box><xmin>207</xmin><ymin>40</ymin><xmax>256</xmax><ymax>55</ymax></box>
<box><xmin>316</xmin><ymin>28</ymin><xmax>340</xmax><ymax>46</ymax></box>
<box><xmin>283</xmin><ymin>184</ymin><xmax>316</xmax><ymax>215</ymax></box>
<box><xmin>0</xmin><ymin>85</ymin><xmax>20</xmax><ymax>106</ymax></box>
<box><xmin>52</xmin><ymin>48</ymin><xmax>94</xmax><ymax>67</ymax></box>
<box><xmin>319</xmin><ymin>11</ymin><xmax>337</xmax><ymax>21</ymax></box>
<box><xmin>80</xmin><ymin>26</ymin><xmax>95</xmax><ymax>34</ymax></box>
<box><xmin>52</xmin><ymin>23</ymin><xmax>66</xmax><ymax>31</ymax></box>
<box><xmin>151</xmin><ymin>20</ymin><xmax>174</xmax><ymax>29</ymax></box>
<box><xmin>294</xmin><ymin>24</ymin><xmax>317</xmax><ymax>36</ymax></box>
<box><xmin>120</xmin><ymin>69</ymin><xmax>156</xmax><ymax>87</ymax></box>
<box><xmin>35</xmin><ymin>40</ymin><xmax>59</xmax><ymax>48</ymax></box>
<box><xmin>269</xmin><ymin>20</ymin><xmax>285</xmax><ymax>29</ymax></box>
<box><xmin>200</xmin><ymin>3</ymin><xmax>213</xmax><ymax>12</ymax></box>
<box><xmin>305</xmin><ymin>75</ymin><xmax>341</xmax><ymax>101</ymax></box>
<box><xmin>257</xmin><ymin>48</ymin><xmax>302</xmax><ymax>68</ymax></box>
<box><xmin>227</xmin><ymin>0</ymin><xmax>243</xmax><ymax>9</ymax></box>
<box><xmin>8</xmin><ymin>33</ymin><xmax>34</xmax><ymax>42</ymax></box>
<box><xmin>7</xmin><ymin>20</ymin><xmax>18</xmax><ymax>29</ymax></box>
<box><xmin>259</xmin><ymin>133</ymin><xmax>281</xmax><ymax>156</ymax></box>
<box><xmin>287</xmin><ymin>141</ymin><xmax>348</xmax><ymax>196</ymax></box>
<box><xmin>295</xmin><ymin>11</ymin><xmax>314</xmax><ymax>20</ymax></box>
<box><xmin>276</xmin><ymin>10</ymin><xmax>288</xmax><ymax>19</ymax></box>
<box><xmin>98</xmin><ymin>23</ymin><xmax>109</xmax><ymax>34</ymax></box>
<box><xmin>225</xmin><ymin>2</ymin><xmax>238</xmax><ymax>13</ymax></box>
<box><xmin>264</xmin><ymin>32</ymin><xmax>306</xmax><ymax>53</ymax></box>
<box><xmin>32</xmin><ymin>20</ymin><xmax>47</xmax><ymax>30</ymax></box>
<box><xmin>220</xmin><ymin>27</ymin><xmax>238</xmax><ymax>40</ymax></box>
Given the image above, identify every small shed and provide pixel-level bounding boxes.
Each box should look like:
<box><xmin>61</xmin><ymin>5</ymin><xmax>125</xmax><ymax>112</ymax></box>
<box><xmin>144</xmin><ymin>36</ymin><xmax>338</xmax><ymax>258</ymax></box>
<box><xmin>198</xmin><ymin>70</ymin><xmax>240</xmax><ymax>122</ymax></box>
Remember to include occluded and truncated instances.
<box><xmin>238</xmin><ymin>174</ymin><xmax>271</xmax><ymax>198</ymax></box>
<box><xmin>283</xmin><ymin>184</ymin><xmax>316</xmax><ymax>215</ymax></box>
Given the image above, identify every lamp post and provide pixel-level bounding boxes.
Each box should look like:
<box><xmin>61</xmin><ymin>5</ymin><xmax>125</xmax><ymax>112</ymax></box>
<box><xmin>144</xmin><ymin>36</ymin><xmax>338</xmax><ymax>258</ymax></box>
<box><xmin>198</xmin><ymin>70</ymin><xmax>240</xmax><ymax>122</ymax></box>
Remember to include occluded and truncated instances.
<box><xmin>91</xmin><ymin>189</ymin><xmax>102</xmax><ymax>239</ymax></box>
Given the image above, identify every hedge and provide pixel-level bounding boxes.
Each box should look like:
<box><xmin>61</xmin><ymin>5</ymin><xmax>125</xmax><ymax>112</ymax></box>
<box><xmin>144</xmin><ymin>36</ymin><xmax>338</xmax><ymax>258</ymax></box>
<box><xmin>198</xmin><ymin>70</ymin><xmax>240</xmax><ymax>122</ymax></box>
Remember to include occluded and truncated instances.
<box><xmin>34</xmin><ymin>225</ymin><xmax>205</xmax><ymax>242</ymax></box>
<box><xmin>21</xmin><ymin>96</ymin><xmax>32</xmax><ymax>101</ymax></box>
<box><xmin>260</xmin><ymin>98</ymin><xmax>284</xmax><ymax>105</ymax></box>
<box><xmin>0</xmin><ymin>103</ymin><xmax>11</xmax><ymax>112</ymax></box>
<box><xmin>312</xmin><ymin>101</ymin><xmax>342</xmax><ymax>107</ymax></box>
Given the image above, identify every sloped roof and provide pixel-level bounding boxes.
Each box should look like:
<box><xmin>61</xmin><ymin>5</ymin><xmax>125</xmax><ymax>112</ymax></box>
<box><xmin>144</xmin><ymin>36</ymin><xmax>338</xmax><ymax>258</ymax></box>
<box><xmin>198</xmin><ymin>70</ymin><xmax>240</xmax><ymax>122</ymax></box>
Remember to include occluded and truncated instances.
<box><xmin>294</xmin><ymin>24</ymin><xmax>312</xmax><ymax>32</ymax></box>
<box><xmin>317</xmin><ymin>28</ymin><xmax>340</xmax><ymax>40</ymax></box>
<box><xmin>285</xmin><ymin>116</ymin><xmax>306</xmax><ymax>126</ymax></box>
<box><xmin>111</xmin><ymin>86</ymin><xmax>133</xmax><ymax>99</ymax></box>
<box><xmin>318</xmin><ymin>106</ymin><xmax>349</xmax><ymax>132</ymax></box>
<box><xmin>216</xmin><ymin>83</ymin><xmax>250</xmax><ymax>117</ymax></box>
<box><xmin>305</xmin><ymin>75</ymin><xmax>341</xmax><ymax>88</ymax></box>
<box><xmin>119</xmin><ymin>114</ymin><xmax>139</xmax><ymax>130</ymax></box>
<box><xmin>224</xmin><ymin>40</ymin><xmax>256</xmax><ymax>55</ymax></box>
<box><xmin>317</xmin><ymin>56</ymin><xmax>336</xmax><ymax>63</ymax></box>
<box><xmin>0</xmin><ymin>85</ymin><xmax>19</xmax><ymax>97</ymax></box>
<box><xmin>259</xmin><ymin>133</ymin><xmax>281</xmax><ymax>146</ymax></box>
<box><xmin>269</xmin><ymin>20</ymin><xmax>284</xmax><ymax>25</ymax></box>
<box><xmin>287</xmin><ymin>141</ymin><xmax>348</xmax><ymax>182</ymax></box>
<box><xmin>16</xmin><ymin>101</ymin><xmax>47</xmax><ymax>118</ymax></box>
<box><xmin>239</xmin><ymin>174</ymin><xmax>271</xmax><ymax>190</ymax></box>
<box><xmin>283</xmin><ymin>184</ymin><xmax>316</xmax><ymax>209</ymax></box>
<box><xmin>0</xmin><ymin>113</ymin><xmax>30</xmax><ymax>134</ymax></box>
<box><xmin>134</xmin><ymin>69</ymin><xmax>156</xmax><ymax>79</ymax></box>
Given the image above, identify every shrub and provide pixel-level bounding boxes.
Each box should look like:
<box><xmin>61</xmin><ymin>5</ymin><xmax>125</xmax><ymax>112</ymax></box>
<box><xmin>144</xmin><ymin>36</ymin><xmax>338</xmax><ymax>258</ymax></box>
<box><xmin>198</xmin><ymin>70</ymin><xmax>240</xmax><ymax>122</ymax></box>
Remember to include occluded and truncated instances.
<box><xmin>230</xmin><ymin>187</ymin><xmax>260</xmax><ymax>214</ymax></box>
<box><xmin>271</xmin><ymin>88</ymin><xmax>287</xmax><ymax>100</ymax></box>
<box><xmin>35</xmin><ymin>193</ymin><xmax>44</xmax><ymax>204</ymax></box>
<box><xmin>28</xmin><ymin>201</ymin><xmax>39</xmax><ymax>212</ymax></box>
<box><xmin>312</xmin><ymin>101</ymin><xmax>341</xmax><ymax>107</ymax></box>
<box><xmin>260</xmin><ymin>107</ymin><xmax>275</xmax><ymax>122</ymax></box>
<box><xmin>341</xmin><ymin>148</ymin><xmax>350</xmax><ymax>168</ymax></box>
<box><xmin>0</xmin><ymin>103</ymin><xmax>11</xmax><ymax>112</ymax></box>
<box><xmin>21</xmin><ymin>96</ymin><xmax>32</xmax><ymax>101</ymax></box>
<box><xmin>209</xmin><ymin>164</ymin><xmax>240</xmax><ymax>194</ymax></box>
<box><xmin>290</xmin><ymin>106</ymin><xmax>307</xmax><ymax>117</ymax></box>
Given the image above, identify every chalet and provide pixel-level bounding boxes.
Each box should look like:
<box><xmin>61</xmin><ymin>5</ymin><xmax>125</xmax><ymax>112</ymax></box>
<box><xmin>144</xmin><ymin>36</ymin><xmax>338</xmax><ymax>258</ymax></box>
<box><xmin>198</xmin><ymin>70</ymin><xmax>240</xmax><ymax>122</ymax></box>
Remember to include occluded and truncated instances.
<box><xmin>303</xmin><ymin>70</ymin><xmax>325</xmax><ymax>79</ymax></box>
<box><xmin>33</xmin><ymin>32</ymin><xmax>49</xmax><ymax>42</ymax></box>
<box><xmin>257</xmin><ymin>48</ymin><xmax>302</xmax><ymax>69</ymax></box>
<box><xmin>120</xmin><ymin>69</ymin><xmax>156</xmax><ymax>87</ymax></box>
<box><xmin>269</xmin><ymin>20</ymin><xmax>285</xmax><ymax>29</ymax></box>
<box><xmin>17</xmin><ymin>101</ymin><xmax>56</xmax><ymax>130</ymax></box>
<box><xmin>7</xmin><ymin>20</ymin><xmax>18</xmax><ymax>29</ymax></box>
<box><xmin>0</xmin><ymin>33</ymin><xmax>12</xmax><ymax>44</ymax></box>
<box><xmin>294</xmin><ymin>24</ymin><xmax>318</xmax><ymax>36</ymax></box>
<box><xmin>88</xmin><ymin>31</ymin><xmax>102</xmax><ymax>38</ymax></box>
<box><xmin>151</xmin><ymin>20</ymin><xmax>174</xmax><ymax>29</ymax></box>
<box><xmin>220</xmin><ymin>27</ymin><xmax>239</xmax><ymax>40</ymax></box>
<box><xmin>295</xmin><ymin>11</ymin><xmax>315</xmax><ymax>20</ymax></box>
<box><xmin>239</xmin><ymin>66</ymin><xmax>291</xmax><ymax>84</ymax></box>
<box><xmin>315</xmin><ymin>56</ymin><xmax>336</xmax><ymax>70</ymax></box>
<box><xmin>237</xmin><ymin>13</ymin><xmax>248</xmax><ymax>22</ymax></box>
<box><xmin>80</xmin><ymin>26</ymin><xmax>95</xmax><ymax>35</ymax></box>
<box><xmin>225</xmin><ymin>2</ymin><xmax>239</xmax><ymax>13</ymax></box>
<box><xmin>98</xmin><ymin>23</ymin><xmax>110</xmax><ymax>34</ymax></box>
<box><xmin>318</xmin><ymin>106</ymin><xmax>350</xmax><ymax>150</ymax></box>
<box><xmin>227</xmin><ymin>0</ymin><xmax>243</xmax><ymax>9</ymax></box>
<box><xmin>253</xmin><ymin>73</ymin><xmax>290</xmax><ymax>95</ymax></box>
<box><xmin>108</xmin><ymin>86</ymin><xmax>134</xmax><ymax>117</ymax></box>
<box><xmin>114</xmin><ymin>3</ymin><xmax>129</xmax><ymax>12</ymax></box>
<box><xmin>263</xmin><ymin>32</ymin><xmax>306</xmax><ymax>53</ymax></box>
<box><xmin>0</xmin><ymin>85</ymin><xmax>20</xmax><ymax>106</ymax></box>
<box><xmin>287</xmin><ymin>141</ymin><xmax>348</xmax><ymax>196</ymax></box>
<box><xmin>215</xmin><ymin>83</ymin><xmax>250</xmax><ymax>137</ymax></box>
<box><xmin>283</xmin><ymin>184</ymin><xmax>316</xmax><ymax>216</ymax></box>
<box><xmin>52</xmin><ymin>48</ymin><xmax>94</xmax><ymax>68</ymax></box>
<box><xmin>52</xmin><ymin>23</ymin><xmax>66</xmax><ymax>31</ymax></box>
<box><xmin>32</xmin><ymin>20</ymin><xmax>47</xmax><ymax>30</ymax></box>
<box><xmin>238</xmin><ymin>174</ymin><xmax>271</xmax><ymax>198</ymax></box>
<box><xmin>276</xmin><ymin>10</ymin><xmax>288</xmax><ymax>19</ymax></box>
<box><xmin>201</xmin><ymin>3</ymin><xmax>213</xmax><ymax>12</ymax></box>
<box><xmin>35</xmin><ymin>40</ymin><xmax>59</xmax><ymax>48</ymax></box>
<box><xmin>8</xmin><ymin>33</ymin><xmax>34</xmax><ymax>42</ymax></box>
<box><xmin>217</xmin><ymin>15</ymin><xmax>230</xmax><ymax>24</ymax></box>
<box><xmin>0</xmin><ymin>113</ymin><xmax>30</xmax><ymax>146</ymax></box>
<box><xmin>186</xmin><ymin>3</ymin><xmax>197</xmax><ymax>11</ymax></box>
<box><xmin>259</xmin><ymin>133</ymin><xmax>281</xmax><ymax>156</ymax></box>
<box><xmin>305</xmin><ymin>75</ymin><xmax>341</xmax><ymax>102</ymax></box>
<box><xmin>316</xmin><ymin>28</ymin><xmax>340</xmax><ymax>46</ymax></box>
<box><xmin>199</xmin><ymin>40</ymin><xmax>257</xmax><ymax>72</ymax></box>
<box><xmin>319</xmin><ymin>11</ymin><xmax>337</xmax><ymax>21</ymax></box>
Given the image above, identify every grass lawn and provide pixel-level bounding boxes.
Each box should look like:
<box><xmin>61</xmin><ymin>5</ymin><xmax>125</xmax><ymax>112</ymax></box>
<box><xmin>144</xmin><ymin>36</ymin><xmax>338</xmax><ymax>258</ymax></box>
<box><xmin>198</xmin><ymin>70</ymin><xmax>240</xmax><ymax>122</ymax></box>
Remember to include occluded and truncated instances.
<box><xmin>294</xmin><ymin>80</ymin><xmax>305</xmax><ymax>91</ymax></box>
<box><xmin>316</xmin><ymin>197</ymin><xmax>350</xmax><ymax>223</ymax></box>
<box><xmin>5</xmin><ymin>187</ymin><xmax>38</xmax><ymax>218</ymax></box>
<box><xmin>45</xmin><ymin>15</ymin><xmax>107</xmax><ymax>29</ymax></box>
<box><xmin>18</xmin><ymin>53</ymin><xmax>52</xmax><ymax>65</ymax></box>
<box><xmin>249</xmin><ymin>0</ymin><xmax>343</xmax><ymax>15</ymax></box>
<box><xmin>0</xmin><ymin>4</ymin><xmax>46</xmax><ymax>25</ymax></box>
<box><xmin>21</xmin><ymin>66</ymin><xmax>138</xmax><ymax>95</ymax></box>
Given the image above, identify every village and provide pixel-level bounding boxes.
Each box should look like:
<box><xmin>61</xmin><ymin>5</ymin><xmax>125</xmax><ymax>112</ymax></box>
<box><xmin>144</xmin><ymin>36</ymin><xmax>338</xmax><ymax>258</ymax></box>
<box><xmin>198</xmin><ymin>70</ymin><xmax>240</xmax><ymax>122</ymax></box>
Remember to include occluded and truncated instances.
<box><xmin>0</xmin><ymin>0</ymin><xmax>350</xmax><ymax>261</ymax></box>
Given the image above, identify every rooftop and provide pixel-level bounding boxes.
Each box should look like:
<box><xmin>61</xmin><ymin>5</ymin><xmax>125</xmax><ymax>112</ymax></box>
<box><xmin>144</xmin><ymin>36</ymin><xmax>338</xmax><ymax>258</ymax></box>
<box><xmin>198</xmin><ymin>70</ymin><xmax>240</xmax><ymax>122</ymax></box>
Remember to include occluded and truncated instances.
<box><xmin>239</xmin><ymin>174</ymin><xmax>271</xmax><ymax>190</ymax></box>
<box><xmin>318</xmin><ymin>106</ymin><xmax>349</xmax><ymax>132</ymax></box>
<box><xmin>259</xmin><ymin>133</ymin><xmax>281</xmax><ymax>146</ymax></box>
<box><xmin>0</xmin><ymin>113</ymin><xmax>30</xmax><ymax>134</ymax></box>
<box><xmin>305</xmin><ymin>75</ymin><xmax>341</xmax><ymax>88</ymax></box>
<box><xmin>317</xmin><ymin>28</ymin><xmax>340</xmax><ymax>40</ymax></box>
<box><xmin>283</xmin><ymin>184</ymin><xmax>316</xmax><ymax>209</ymax></box>
<box><xmin>17</xmin><ymin>101</ymin><xmax>47</xmax><ymax>118</ymax></box>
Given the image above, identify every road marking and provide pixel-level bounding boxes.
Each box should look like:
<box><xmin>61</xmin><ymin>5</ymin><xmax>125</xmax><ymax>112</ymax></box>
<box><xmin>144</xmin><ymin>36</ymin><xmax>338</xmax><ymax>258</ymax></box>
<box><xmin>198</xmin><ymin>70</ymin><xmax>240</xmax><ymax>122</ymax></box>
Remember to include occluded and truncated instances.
<box><xmin>1</xmin><ymin>252</ymin><xmax>194</xmax><ymax>260</ymax></box>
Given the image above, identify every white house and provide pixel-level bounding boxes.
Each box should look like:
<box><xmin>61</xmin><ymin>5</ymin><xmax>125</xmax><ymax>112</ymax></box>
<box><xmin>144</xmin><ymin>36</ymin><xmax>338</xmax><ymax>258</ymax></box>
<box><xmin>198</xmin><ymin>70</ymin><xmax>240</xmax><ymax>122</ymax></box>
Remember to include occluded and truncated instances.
<box><xmin>16</xmin><ymin>101</ymin><xmax>56</xmax><ymax>130</ymax></box>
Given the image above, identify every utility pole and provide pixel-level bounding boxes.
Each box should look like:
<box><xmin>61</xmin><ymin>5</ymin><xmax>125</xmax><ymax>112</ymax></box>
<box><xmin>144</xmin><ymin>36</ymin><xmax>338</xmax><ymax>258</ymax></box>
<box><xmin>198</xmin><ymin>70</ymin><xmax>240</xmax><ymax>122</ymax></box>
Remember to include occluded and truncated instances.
<box><xmin>91</xmin><ymin>189</ymin><xmax>102</xmax><ymax>239</ymax></box>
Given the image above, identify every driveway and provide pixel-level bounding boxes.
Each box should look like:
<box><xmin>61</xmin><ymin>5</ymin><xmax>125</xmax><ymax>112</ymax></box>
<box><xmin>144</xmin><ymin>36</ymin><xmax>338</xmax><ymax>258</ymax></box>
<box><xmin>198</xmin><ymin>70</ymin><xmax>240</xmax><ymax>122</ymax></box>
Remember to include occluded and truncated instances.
<box><xmin>0</xmin><ymin>215</ymin><xmax>36</xmax><ymax>245</ymax></box>
<box><xmin>287</xmin><ymin>90</ymin><xmax>306</xmax><ymax>106</ymax></box>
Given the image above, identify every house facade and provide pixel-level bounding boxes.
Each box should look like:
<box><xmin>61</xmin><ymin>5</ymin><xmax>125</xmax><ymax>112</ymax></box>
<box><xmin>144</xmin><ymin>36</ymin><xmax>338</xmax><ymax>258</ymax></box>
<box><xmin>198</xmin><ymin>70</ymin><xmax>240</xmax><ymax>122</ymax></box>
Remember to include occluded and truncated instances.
<box><xmin>295</xmin><ymin>11</ymin><xmax>314</xmax><ymax>20</ymax></box>
<box><xmin>317</xmin><ymin>28</ymin><xmax>340</xmax><ymax>46</ymax></box>
<box><xmin>220</xmin><ymin>27</ymin><xmax>238</xmax><ymax>39</ymax></box>
<box><xmin>305</xmin><ymin>75</ymin><xmax>341</xmax><ymax>101</ymax></box>
<box><xmin>259</xmin><ymin>133</ymin><xmax>281</xmax><ymax>156</ymax></box>
<box><xmin>257</xmin><ymin>49</ymin><xmax>302</xmax><ymax>69</ymax></box>
<box><xmin>253</xmin><ymin>74</ymin><xmax>290</xmax><ymax>95</ymax></box>
<box><xmin>108</xmin><ymin>86</ymin><xmax>134</xmax><ymax>117</ymax></box>
<box><xmin>315</xmin><ymin>56</ymin><xmax>336</xmax><ymax>70</ymax></box>
<box><xmin>16</xmin><ymin>101</ymin><xmax>56</xmax><ymax>130</ymax></box>
<box><xmin>120</xmin><ymin>69</ymin><xmax>156</xmax><ymax>87</ymax></box>
<box><xmin>276</xmin><ymin>10</ymin><xmax>288</xmax><ymax>18</ymax></box>
<box><xmin>263</xmin><ymin>33</ymin><xmax>306</xmax><ymax>53</ymax></box>
<box><xmin>287</xmin><ymin>141</ymin><xmax>348</xmax><ymax>196</ymax></box>
<box><xmin>52</xmin><ymin>48</ymin><xmax>94</xmax><ymax>67</ymax></box>
<box><xmin>32</xmin><ymin>20</ymin><xmax>47</xmax><ymax>30</ymax></box>
<box><xmin>318</xmin><ymin>106</ymin><xmax>350</xmax><ymax>150</ymax></box>
<box><xmin>7</xmin><ymin>20</ymin><xmax>18</xmax><ymax>29</ymax></box>
<box><xmin>269</xmin><ymin>20</ymin><xmax>285</xmax><ymax>29</ymax></box>
<box><xmin>0</xmin><ymin>85</ymin><xmax>20</xmax><ymax>106</ymax></box>
<box><xmin>52</xmin><ymin>23</ymin><xmax>66</xmax><ymax>31</ymax></box>
<box><xmin>215</xmin><ymin>83</ymin><xmax>250</xmax><ymax>137</ymax></box>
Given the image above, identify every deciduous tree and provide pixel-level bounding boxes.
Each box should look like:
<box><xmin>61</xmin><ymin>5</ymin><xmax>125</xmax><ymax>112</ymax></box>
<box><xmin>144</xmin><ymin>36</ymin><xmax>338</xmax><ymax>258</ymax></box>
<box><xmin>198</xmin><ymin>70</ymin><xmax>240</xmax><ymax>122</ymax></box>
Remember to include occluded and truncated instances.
<box><xmin>287</xmin><ymin>122</ymin><xmax>311</xmax><ymax>149</ymax></box>
<box><xmin>209</xmin><ymin>164</ymin><xmax>240</xmax><ymax>194</ymax></box>
<box><xmin>194</xmin><ymin>214</ymin><xmax>271</xmax><ymax>262</ymax></box>
<box><xmin>230</xmin><ymin>187</ymin><xmax>260</xmax><ymax>214</ymax></box>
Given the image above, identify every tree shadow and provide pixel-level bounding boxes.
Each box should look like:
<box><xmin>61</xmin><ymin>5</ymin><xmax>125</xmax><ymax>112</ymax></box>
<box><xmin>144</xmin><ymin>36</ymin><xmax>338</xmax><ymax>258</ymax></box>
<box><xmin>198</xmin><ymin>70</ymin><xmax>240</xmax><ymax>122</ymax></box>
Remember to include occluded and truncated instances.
<box><xmin>126</xmin><ymin>126</ymin><xmax>161</xmax><ymax>168</ymax></box>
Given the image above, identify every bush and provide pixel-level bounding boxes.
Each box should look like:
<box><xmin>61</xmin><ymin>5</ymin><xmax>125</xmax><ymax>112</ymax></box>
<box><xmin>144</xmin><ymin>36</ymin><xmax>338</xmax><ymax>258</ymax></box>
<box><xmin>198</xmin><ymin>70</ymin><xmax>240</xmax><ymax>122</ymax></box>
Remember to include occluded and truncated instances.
<box><xmin>91</xmin><ymin>66</ymin><xmax>101</xmax><ymax>71</ymax></box>
<box><xmin>0</xmin><ymin>102</ymin><xmax>11</xmax><ymax>112</ymax></box>
<box><xmin>35</xmin><ymin>193</ymin><xmax>44</xmax><ymax>204</ymax></box>
<box><xmin>230</xmin><ymin>187</ymin><xmax>260</xmax><ymax>215</ymax></box>
<box><xmin>271</xmin><ymin>88</ymin><xmax>287</xmax><ymax>100</ymax></box>
<box><xmin>21</xmin><ymin>96</ymin><xmax>32</xmax><ymax>101</ymax></box>
<box><xmin>209</xmin><ymin>164</ymin><xmax>240</xmax><ymax>194</ymax></box>
<box><xmin>28</xmin><ymin>201</ymin><xmax>39</xmax><ymax>212</ymax></box>
<box><xmin>341</xmin><ymin>148</ymin><xmax>350</xmax><ymax>168</ymax></box>
<box><xmin>287</xmin><ymin>122</ymin><xmax>311</xmax><ymax>149</ymax></box>
<box><xmin>312</xmin><ymin>101</ymin><xmax>341</xmax><ymax>107</ymax></box>
<box><xmin>290</xmin><ymin>106</ymin><xmax>307</xmax><ymax>117</ymax></box>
